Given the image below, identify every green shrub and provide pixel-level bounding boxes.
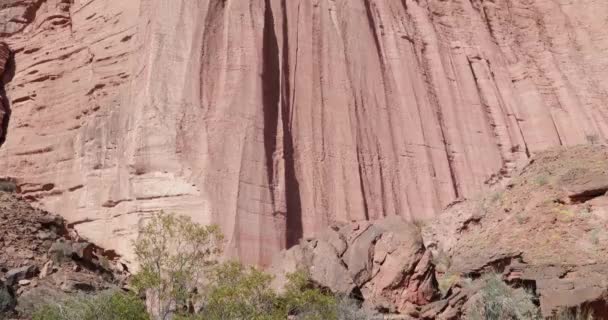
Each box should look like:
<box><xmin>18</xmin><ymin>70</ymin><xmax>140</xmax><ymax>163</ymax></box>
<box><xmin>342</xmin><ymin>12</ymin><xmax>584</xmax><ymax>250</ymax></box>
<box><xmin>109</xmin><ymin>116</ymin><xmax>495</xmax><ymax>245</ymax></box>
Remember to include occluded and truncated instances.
<box><xmin>468</xmin><ymin>275</ymin><xmax>540</xmax><ymax>320</ymax></box>
<box><xmin>278</xmin><ymin>270</ymin><xmax>338</xmax><ymax>320</ymax></box>
<box><xmin>132</xmin><ymin>211</ymin><xmax>223</xmax><ymax>319</ymax></box>
<box><xmin>535</xmin><ymin>175</ymin><xmax>549</xmax><ymax>186</ymax></box>
<box><xmin>194</xmin><ymin>261</ymin><xmax>279</xmax><ymax>320</ymax></box>
<box><xmin>175</xmin><ymin>264</ymin><xmax>345</xmax><ymax>320</ymax></box>
<box><xmin>31</xmin><ymin>291</ymin><xmax>148</xmax><ymax>320</ymax></box>
<box><xmin>132</xmin><ymin>213</ymin><xmax>351</xmax><ymax>320</ymax></box>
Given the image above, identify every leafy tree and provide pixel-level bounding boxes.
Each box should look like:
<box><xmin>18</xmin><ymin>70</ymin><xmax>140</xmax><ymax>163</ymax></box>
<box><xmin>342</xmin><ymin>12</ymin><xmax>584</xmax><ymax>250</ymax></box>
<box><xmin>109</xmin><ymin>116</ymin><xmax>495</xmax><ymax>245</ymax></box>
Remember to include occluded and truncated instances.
<box><xmin>175</xmin><ymin>263</ymin><xmax>344</xmax><ymax>320</ymax></box>
<box><xmin>31</xmin><ymin>291</ymin><xmax>148</xmax><ymax>320</ymax></box>
<box><xmin>131</xmin><ymin>211</ymin><xmax>223</xmax><ymax>320</ymax></box>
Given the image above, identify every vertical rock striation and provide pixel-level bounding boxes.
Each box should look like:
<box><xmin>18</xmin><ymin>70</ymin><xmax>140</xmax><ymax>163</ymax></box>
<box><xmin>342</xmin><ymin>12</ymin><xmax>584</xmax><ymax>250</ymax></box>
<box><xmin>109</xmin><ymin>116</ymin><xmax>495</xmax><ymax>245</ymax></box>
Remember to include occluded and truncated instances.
<box><xmin>0</xmin><ymin>0</ymin><xmax>607</xmax><ymax>265</ymax></box>
<box><xmin>0</xmin><ymin>41</ymin><xmax>10</xmax><ymax>145</ymax></box>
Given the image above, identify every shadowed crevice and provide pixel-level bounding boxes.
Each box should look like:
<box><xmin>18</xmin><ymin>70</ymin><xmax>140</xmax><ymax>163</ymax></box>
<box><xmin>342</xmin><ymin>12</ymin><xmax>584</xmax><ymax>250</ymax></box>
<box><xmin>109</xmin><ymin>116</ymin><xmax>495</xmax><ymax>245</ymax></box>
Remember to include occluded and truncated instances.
<box><xmin>262</xmin><ymin>0</ymin><xmax>303</xmax><ymax>248</ymax></box>
<box><xmin>262</xmin><ymin>0</ymin><xmax>281</xmax><ymax>194</ymax></box>
<box><xmin>0</xmin><ymin>48</ymin><xmax>15</xmax><ymax>147</ymax></box>
<box><xmin>279</xmin><ymin>0</ymin><xmax>303</xmax><ymax>248</ymax></box>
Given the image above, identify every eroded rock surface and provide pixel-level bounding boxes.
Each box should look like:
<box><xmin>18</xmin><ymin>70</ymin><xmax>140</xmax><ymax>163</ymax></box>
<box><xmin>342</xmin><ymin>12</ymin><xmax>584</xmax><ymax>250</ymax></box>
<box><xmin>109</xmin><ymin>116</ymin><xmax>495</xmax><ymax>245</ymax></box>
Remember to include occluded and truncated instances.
<box><xmin>0</xmin><ymin>191</ymin><xmax>128</xmax><ymax>317</ymax></box>
<box><xmin>0</xmin><ymin>0</ymin><xmax>608</xmax><ymax>265</ymax></box>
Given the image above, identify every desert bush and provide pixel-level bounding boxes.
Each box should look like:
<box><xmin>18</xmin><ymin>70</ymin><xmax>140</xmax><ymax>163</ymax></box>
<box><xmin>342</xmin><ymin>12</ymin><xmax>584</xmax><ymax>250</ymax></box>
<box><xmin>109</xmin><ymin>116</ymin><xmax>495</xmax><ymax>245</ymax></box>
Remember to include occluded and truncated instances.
<box><xmin>31</xmin><ymin>290</ymin><xmax>148</xmax><ymax>320</ymax></box>
<box><xmin>535</xmin><ymin>175</ymin><xmax>549</xmax><ymax>186</ymax></box>
<box><xmin>278</xmin><ymin>270</ymin><xmax>338</xmax><ymax>320</ymax></box>
<box><xmin>173</xmin><ymin>263</ymin><xmax>346</xmax><ymax>320</ymax></box>
<box><xmin>132</xmin><ymin>211</ymin><xmax>223</xmax><ymax>320</ymax></box>
<box><xmin>437</xmin><ymin>273</ymin><xmax>460</xmax><ymax>296</ymax></box>
<box><xmin>0</xmin><ymin>282</ymin><xmax>15</xmax><ymax>319</ymax></box>
<box><xmin>468</xmin><ymin>275</ymin><xmax>540</xmax><ymax>320</ymax></box>
<box><xmin>553</xmin><ymin>307</ymin><xmax>594</xmax><ymax>320</ymax></box>
<box><xmin>335</xmin><ymin>295</ymin><xmax>374</xmax><ymax>320</ymax></box>
<box><xmin>193</xmin><ymin>261</ymin><xmax>279</xmax><ymax>320</ymax></box>
<box><xmin>585</xmin><ymin>134</ymin><xmax>600</xmax><ymax>145</ymax></box>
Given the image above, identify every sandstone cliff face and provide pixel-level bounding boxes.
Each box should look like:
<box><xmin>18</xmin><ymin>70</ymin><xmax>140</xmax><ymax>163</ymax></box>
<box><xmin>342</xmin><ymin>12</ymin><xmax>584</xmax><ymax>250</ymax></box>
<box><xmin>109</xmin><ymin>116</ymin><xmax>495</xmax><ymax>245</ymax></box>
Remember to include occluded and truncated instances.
<box><xmin>0</xmin><ymin>0</ymin><xmax>607</xmax><ymax>265</ymax></box>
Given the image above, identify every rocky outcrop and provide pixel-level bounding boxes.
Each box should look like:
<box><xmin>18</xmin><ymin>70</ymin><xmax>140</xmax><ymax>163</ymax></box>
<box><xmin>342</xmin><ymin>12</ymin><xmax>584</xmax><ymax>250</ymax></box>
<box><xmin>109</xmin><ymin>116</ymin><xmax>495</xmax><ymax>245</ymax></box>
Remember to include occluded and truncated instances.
<box><xmin>0</xmin><ymin>0</ymin><xmax>608</xmax><ymax>265</ymax></box>
<box><xmin>270</xmin><ymin>216</ymin><xmax>438</xmax><ymax>314</ymax></box>
<box><xmin>269</xmin><ymin>146</ymin><xmax>608</xmax><ymax>318</ymax></box>
<box><xmin>423</xmin><ymin>145</ymin><xmax>608</xmax><ymax>318</ymax></box>
<box><xmin>0</xmin><ymin>191</ymin><xmax>128</xmax><ymax>317</ymax></box>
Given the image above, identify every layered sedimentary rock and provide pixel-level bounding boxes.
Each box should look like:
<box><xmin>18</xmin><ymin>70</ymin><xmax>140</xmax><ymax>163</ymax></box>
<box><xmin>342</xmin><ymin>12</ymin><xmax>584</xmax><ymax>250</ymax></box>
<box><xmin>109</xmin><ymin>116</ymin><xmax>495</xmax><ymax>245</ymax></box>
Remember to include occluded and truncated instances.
<box><xmin>0</xmin><ymin>0</ymin><xmax>607</xmax><ymax>265</ymax></box>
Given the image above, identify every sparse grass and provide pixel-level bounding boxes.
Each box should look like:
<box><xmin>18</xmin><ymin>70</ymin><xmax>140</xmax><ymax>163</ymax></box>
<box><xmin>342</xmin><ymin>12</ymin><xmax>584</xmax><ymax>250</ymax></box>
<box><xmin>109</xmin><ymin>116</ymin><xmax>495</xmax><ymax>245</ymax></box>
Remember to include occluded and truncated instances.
<box><xmin>467</xmin><ymin>274</ymin><xmax>541</xmax><ymax>320</ymax></box>
<box><xmin>335</xmin><ymin>296</ymin><xmax>375</xmax><ymax>320</ymax></box>
<box><xmin>515</xmin><ymin>214</ymin><xmax>526</xmax><ymax>225</ymax></box>
<box><xmin>489</xmin><ymin>192</ymin><xmax>503</xmax><ymax>204</ymax></box>
<box><xmin>590</xmin><ymin>229</ymin><xmax>600</xmax><ymax>245</ymax></box>
<box><xmin>432</xmin><ymin>249</ymin><xmax>452</xmax><ymax>273</ymax></box>
<box><xmin>535</xmin><ymin>175</ymin><xmax>549</xmax><ymax>186</ymax></box>
<box><xmin>411</xmin><ymin>218</ymin><xmax>427</xmax><ymax>230</ymax></box>
<box><xmin>437</xmin><ymin>273</ymin><xmax>460</xmax><ymax>296</ymax></box>
<box><xmin>476</xmin><ymin>191</ymin><xmax>503</xmax><ymax>217</ymax></box>
<box><xmin>579</xmin><ymin>206</ymin><xmax>592</xmax><ymax>217</ymax></box>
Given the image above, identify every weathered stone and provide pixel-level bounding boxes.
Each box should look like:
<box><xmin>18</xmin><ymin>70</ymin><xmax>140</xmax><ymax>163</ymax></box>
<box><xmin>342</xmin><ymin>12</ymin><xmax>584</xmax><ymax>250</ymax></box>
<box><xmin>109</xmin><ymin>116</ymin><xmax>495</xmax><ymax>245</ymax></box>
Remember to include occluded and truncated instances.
<box><xmin>5</xmin><ymin>265</ymin><xmax>37</xmax><ymax>286</ymax></box>
<box><xmin>424</xmin><ymin>147</ymin><xmax>608</xmax><ymax>318</ymax></box>
<box><xmin>271</xmin><ymin>216</ymin><xmax>438</xmax><ymax>313</ymax></box>
<box><xmin>15</xmin><ymin>284</ymin><xmax>69</xmax><ymax>316</ymax></box>
<box><xmin>18</xmin><ymin>279</ymin><xmax>31</xmax><ymax>286</ymax></box>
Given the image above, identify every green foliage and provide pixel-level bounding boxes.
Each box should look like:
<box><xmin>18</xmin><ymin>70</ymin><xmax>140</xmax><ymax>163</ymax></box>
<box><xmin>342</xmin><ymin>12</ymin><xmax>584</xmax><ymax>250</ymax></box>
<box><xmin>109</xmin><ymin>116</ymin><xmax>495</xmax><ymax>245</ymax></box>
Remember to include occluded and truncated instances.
<box><xmin>175</xmin><ymin>265</ymin><xmax>348</xmax><ymax>320</ymax></box>
<box><xmin>437</xmin><ymin>273</ymin><xmax>460</xmax><ymax>296</ymax></box>
<box><xmin>31</xmin><ymin>291</ymin><xmax>148</xmax><ymax>320</ymax></box>
<box><xmin>535</xmin><ymin>175</ymin><xmax>549</xmax><ymax>186</ymax></box>
<box><xmin>278</xmin><ymin>270</ymin><xmax>338</xmax><ymax>320</ymax></box>
<box><xmin>131</xmin><ymin>212</ymin><xmax>355</xmax><ymax>320</ymax></box>
<box><xmin>194</xmin><ymin>261</ymin><xmax>278</xmax><ymax>320</ymax></box>
<box><xmin>468</xmin><ymin>275</ymin><xmax>541</xmax><ymax>320</ymax></box>
<box><xmin>132</xmin><ymin>211</ymin><xmax>223</xmax><ymax>319</ymax></box>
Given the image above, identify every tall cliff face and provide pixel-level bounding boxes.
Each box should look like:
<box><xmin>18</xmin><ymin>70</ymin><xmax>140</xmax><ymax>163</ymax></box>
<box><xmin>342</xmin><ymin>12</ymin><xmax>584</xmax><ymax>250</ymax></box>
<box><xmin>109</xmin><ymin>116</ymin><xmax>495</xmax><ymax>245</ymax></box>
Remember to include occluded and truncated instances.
<box><xmin>0</xmin><ymin>0</ymin><xmax>607</xmax><ymax>265</ymax></box>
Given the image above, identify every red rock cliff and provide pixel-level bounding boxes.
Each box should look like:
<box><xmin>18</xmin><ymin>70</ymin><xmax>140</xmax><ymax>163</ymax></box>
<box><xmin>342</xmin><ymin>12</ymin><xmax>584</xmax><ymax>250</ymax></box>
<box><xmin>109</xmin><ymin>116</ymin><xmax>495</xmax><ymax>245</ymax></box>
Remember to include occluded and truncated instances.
<box><xmin>0</xmin><ymin>0</ymin><xmax>607</xmax><ymax>265</ymax></box>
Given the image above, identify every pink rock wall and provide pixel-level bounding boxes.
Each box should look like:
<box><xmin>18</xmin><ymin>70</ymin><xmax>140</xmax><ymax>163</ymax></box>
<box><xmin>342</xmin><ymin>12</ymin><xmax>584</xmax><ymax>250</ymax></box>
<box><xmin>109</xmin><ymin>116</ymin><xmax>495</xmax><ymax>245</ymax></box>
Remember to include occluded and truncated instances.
<box><xmin>0</xmin><ymin>0</ymin><xmax>607</xmax><ymax>265</ymax></box>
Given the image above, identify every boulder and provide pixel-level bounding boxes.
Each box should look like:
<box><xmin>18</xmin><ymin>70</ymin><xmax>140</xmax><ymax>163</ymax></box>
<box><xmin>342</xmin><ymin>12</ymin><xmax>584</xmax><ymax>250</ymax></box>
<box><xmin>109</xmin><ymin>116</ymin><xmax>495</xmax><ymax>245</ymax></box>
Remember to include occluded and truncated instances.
<box><xmin>270</xmin><ymin>216</ymin><xmax>439</xmax><ymax>313</ymax></box>
<box><xmin>5</xmin><ymin>265</ymin><xmax>38</xmax><ymax>286</ymax></box>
